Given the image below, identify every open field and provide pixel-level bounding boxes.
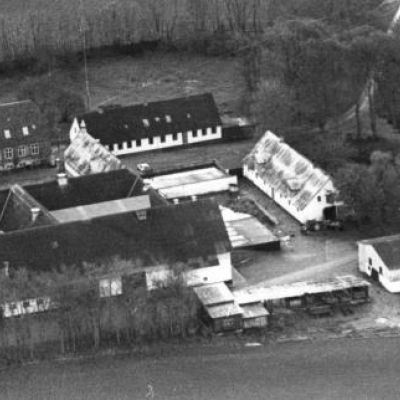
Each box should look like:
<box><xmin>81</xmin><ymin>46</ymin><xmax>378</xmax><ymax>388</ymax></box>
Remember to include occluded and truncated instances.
<box><xmin>3</xmin><ymin>337</ymin><xmax>400</xmax><ymax>399</ymax></box>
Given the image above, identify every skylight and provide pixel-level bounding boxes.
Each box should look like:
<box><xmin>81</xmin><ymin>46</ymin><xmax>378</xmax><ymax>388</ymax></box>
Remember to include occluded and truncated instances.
<box><xmin>22</xmin><ymin>126</ymin><xmax>29</xmax><ymax>136</ymax></box>
<box><xmin>165</xmin><ymin>115</ymin><xmax>172</xmax><ymax>123</ymax></box>
<box><xmin>4</xmin><ymin>130</ymin><xmax>10</xmax><ymax>139</ymax></box>
<box><xmin>142</xmin><ymin>119</ymin><xmax>150</xmax><ymax>127</ymax></box>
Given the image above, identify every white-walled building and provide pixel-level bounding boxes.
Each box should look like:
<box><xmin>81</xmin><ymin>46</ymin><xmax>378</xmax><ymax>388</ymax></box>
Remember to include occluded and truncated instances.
<box><xmin>243</xmin><ymin>131</ymin><xmax>340</xmax><ymax>224</ymax></box>
<box><xmin>69</xmin><ymin>93</ymin><xmax>223</xmax><ymax>156</ymax></box>
<box><xmin>358</xmin><ymin>235</ymin><xmax>400</xmax><ymax>293</ymax></box>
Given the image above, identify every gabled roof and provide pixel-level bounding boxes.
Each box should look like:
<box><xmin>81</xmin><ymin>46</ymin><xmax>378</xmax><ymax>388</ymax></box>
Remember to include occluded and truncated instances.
<box><xmin>64</xmin><ymin>130</ymin><xmax>122</xmax><ymax>176</ymax></box>
<box><xmin>243</xmin><ymin>131</ymin><xmax>333</xmax><ymax>212</ymax></box>
<box><xmin>24</xmin><ymin>169</ymin><xmax>147</xmax><ymax>211</ymax></box>
<box><xmin>0</xmin><ymin>100</ymin><xmax>45</xmax><ymax>146</ymax></box>
<box><xmin>0</xmin><ymin>199</ymin><xmax>231</xmax><ymax>271</ymax></box>
<box><xmin>0</xmin><ymin>185</ymin><xmax>58</xmax><ymax>232</ymax></box>
<box><xmin>77</xmin><ymin>93</ymin><xmax>221</xmax><ymax>146</ymax></box>
<box><xmin>359</xmin><ymin>234</ymin><xmax>400</xmax><ymax>271</ymax></box>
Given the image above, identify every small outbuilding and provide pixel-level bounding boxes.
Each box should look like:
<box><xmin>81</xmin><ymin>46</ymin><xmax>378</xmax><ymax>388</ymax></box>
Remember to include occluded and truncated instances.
<box><xmin>194</xmin><ymin>283</ymin><xmax>243</xmax><ymax>332</ymax></box>
<box><xmin>358</xmin><ymin>234</ymin><xmax>400</xmax><ymax>293</ymax></box>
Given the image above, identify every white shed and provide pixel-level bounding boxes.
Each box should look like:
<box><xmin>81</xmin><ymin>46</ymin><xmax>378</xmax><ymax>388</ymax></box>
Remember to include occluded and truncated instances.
<box><xmin>358</xmin><ymin>234</ymin><xmax>400</xmax><ymax>293</ymax></box>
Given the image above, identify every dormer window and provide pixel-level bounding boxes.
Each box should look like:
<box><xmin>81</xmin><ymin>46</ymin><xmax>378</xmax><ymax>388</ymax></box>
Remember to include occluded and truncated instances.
<box><xmin>142</xmin><ymin>119</ymin><xmax>150</xmax><ymax>127</ymax></box>
<box><xmin>165</xmin><ymin>115</ymin><xmax>172</xmax><ymax>123</ymax></box>
<box><xmin>22</xmin><ymin>126</ymin><xmax>29</xmax><ymax>136</ymax></box>
<box><xmin>4</xmin><ymin>130</ymin><xmax>10</xmax><ymax>139</ymax></box>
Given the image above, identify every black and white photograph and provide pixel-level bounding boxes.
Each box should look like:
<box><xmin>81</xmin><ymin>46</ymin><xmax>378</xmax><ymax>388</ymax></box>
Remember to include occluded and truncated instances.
<box><xmin>1</xmin><ymin>0</ymin><xmax>400</xmax><ymax>399</ymax></box>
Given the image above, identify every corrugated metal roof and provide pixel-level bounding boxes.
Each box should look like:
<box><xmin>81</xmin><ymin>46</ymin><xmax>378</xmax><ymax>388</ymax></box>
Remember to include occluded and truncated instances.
<box><xmin>244</xmin><ymin>131</ymin><xmax>333</xmax><ymax>211</ymax></box>
<box><xmin>233</xmin><ymin>275</ymin><xmax>370</xmax><ymax>304</ymax></box>
<box><xmin>241</xmin><ymin>303</ymin><xmax>269</xmax><ymax>319</ymax></box>
<box><xmin>206</xmin><ymin>302</ymin><xmax>242</xmax><ymax>319</ymax></box>
<box><xmin>193</xmin><ymin>282</ymin><xmax>234</xmax><ymax>306</ymax></box>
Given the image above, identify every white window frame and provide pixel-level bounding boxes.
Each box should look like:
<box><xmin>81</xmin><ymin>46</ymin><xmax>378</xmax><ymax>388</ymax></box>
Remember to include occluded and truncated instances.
<box><xmin>17</xmin><ymin>145</ymin><xmax>28</xmax><ymax>157</ymax></box>
<box><xmin>22</xmin><ymin>126</ymin><xmax>29</xmax><ymax>136</ymax></box>
<box><xmin>30</xmin><ymin>143</ymin><xmax>39</xmax><ymax>155</ymax></box>
<box><xmin>4</xmin><ymin>147</ymin><xmax>13</xmax><ymax>160</ymax></box>
<box><xmin>99</xmin><ymin>276</ymin><xmax>122</xmax><ymax>298</ymax></box>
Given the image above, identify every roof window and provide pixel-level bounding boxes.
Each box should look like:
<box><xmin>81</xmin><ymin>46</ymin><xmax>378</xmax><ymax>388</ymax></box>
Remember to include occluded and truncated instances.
<box><xmin>165</xmin><ymin>115</ymin><xmax>172</xmax><ymax>123</ymax></box>
<box><xmin>32</xmin><ymin>124</ymin><xmax>36</xmax><ymax>130</ymax></box>
<box><xmin>124</xmin><ymin>124</ymin><xmax>128</xmax><ymax>129</ymax></box>
<box><xmin>155</xmin><ymin>117</ymin><xmax>160</xmax><ymax>122</ymax></box>
<box><xmin>4</xmin><ymin>130</ymin><xmax>10</xmax><ymax>139</ymax></box>
<box><xmin>142</xmin><ymin>118</ymin><xmax>150</xmax><ymax>128</ymax></box>
<box><xmin>22</xmin><ymin>126</ymin><xmax>29</xmax><ymax>136</ymax></box>
<box><xmin>186</xmin><ymin>113</ymin><xmax>191</xmax><ymax>119</ymax></box>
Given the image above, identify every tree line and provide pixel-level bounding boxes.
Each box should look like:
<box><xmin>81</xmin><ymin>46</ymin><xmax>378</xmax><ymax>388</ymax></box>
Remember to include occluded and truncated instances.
<box><xmin>0</xmin><ymin>0</ymin><xmax>382</xmax><ymax>70</ymax></box>
<box><xmin>0</xmin><ymin>258</ymin><xmax>200</xmax><ymax>365</ymax></box>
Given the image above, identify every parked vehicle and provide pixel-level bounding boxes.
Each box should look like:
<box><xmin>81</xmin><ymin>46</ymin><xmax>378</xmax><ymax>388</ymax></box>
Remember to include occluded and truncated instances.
<box><xmin>300</xmin><ymin>219</ymin><xmax>343</xmax><ymax>234</ymax></box>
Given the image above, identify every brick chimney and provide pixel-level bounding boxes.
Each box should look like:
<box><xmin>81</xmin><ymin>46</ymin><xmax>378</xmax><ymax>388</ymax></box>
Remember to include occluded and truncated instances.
<box><xmin>57</xmin><ymin>172</ymin><xmax>68</xmax><ymax>187</ymax></box>
<box><xmin>31</xmin><ymin>207</ymin><xmax>41</xmax><ymax>223</ymax></box>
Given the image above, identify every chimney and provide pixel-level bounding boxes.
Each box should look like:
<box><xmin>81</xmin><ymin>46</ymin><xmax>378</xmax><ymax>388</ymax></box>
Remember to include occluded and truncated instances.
<box><xmin>57</xmin><ymin>172</ymin><xmax>68</xmax><ymax>187</ymax></box>
<box><xmin>173</xmin><ymin>198</ymin><xmax>179</xmax><ymax>205</ymax></box>
<box><xmin>191</xmin><ymin>195</ymin><xmax>197</xmax><ymax>202</ymax></box>
<box><xmin>31</xmin><ymin>207</ymin><xmax>41</xmax><ymax>223</ymax></box>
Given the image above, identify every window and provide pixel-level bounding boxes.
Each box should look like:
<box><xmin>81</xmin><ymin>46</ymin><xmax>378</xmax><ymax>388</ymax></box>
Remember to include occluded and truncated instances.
<box><xmin>317</xmin><ymin>196</ymin><xmax>322</xmax><ymax>202</ymax></box>
<box><xmin>192</xmin><ymin>130</ymin><xmax>198</xmax><ymax>138</ymax></box>
<box><xmin>160</xmin><ymin>135</ymin><xmax>165</xmax><ymax>143</ymax></box>
<box><xmin>136</xmin><ymin>139</ymin><xmax>141</xmax><ymax>147</ymax></box>
<box><xmin>172</xmin><ymin>133</ymin><xmax>178</xmax><ymax>140</ymax></box>
<box><xmin>30</xmin><ymin>143</ymin><xmax>39</xmax><ymax>155</ymax></box>
<box><xmin>4</xmin><ymin>147</ymin><xmax>13</xmax><ymax>159</ymax></box>
<box><xmin>368</xmin><ymin>257</ymin><xmax>372</xmax><ymax>266</ymax></box>
<box><xmin>379</xmin><ymin>267</ymin><xmax>383</xmax><ymax>275</ymax></box>
<box><xmin>17</xmin><ymin>145</ymin><xmax>28</xmax><ymax>157</ymax></box>
<box><xmin>32</xmin><ymin>124</ymin><xmax>36</xmax><ymax>130</ymax></box>
<box><xmin>22</xmin><ymin>126</ymin><xmax>29</xmax><ymax>136</ymax></box>
<box><xmin>148</xmin><ymin>137</ymin><xmax>154</xmax><ymax>145</ymax></box>
<box><xmin>142</xmin><ymin>118</ymin><xmax>150</xmax><ymax>127</ymax></box>
<box><xmin>202</xmin><ymin>129</ymin><xmax>207</xmax><ymax>136</ymax></box>
<box><xmin>222</xmin><ymin>317</ymin><xmax>235</xmax><ymax>330</ymax></box>
<box><xmin>155</xmin><ymin>116</ymin><xmax>160</xmax><ymax>122</ymax></box>
<box><xmin>99</xmin><ymin>277</ymin><xmax>122</xmax><ymax>298</ymax></box>
<box><xmin>4</xmin><ymin>130</ymin><xmax>10</xmax><ymax>139</ymax></box>
<box><xmin>165</xmin><ymin>115</ymin><xmax>172</xmax><ymax>123</ymax></box>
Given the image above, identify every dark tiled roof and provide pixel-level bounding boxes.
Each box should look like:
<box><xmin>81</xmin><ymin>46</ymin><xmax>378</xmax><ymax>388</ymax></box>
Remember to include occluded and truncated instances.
<box><xmin>78</xmin><ymin>93</ymin><xmax>221</xmax><ymax>146</ymax></box>
<box><xmin>360</xmin><ymin>234</ymin><xmax>400</xmax><ymax>271</ymax></box>
<box><xmin>0</xmin><ymin>100</ymin><xmax>47</xmax><ymax>147</ymax></box>
<box><xmin>0</xmin><ymin>199</ymin><xmax>230</xmax><ymax>271</ymax></box>
<box><xmin>0</xmin><ymin>185</ymin><xmax>57</xmax><ymax>232</ymax></box>
<box><xmin>24</xmin><ymin>169</ymin><xmax>158</xmax><ymax>211</ymax></box>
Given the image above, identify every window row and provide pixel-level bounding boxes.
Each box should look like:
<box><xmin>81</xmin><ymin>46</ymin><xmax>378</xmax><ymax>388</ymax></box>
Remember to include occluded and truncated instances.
<box><xmin>1</xmin><ymin>143</ymin><xmax>40</xmax><ymax>160</ymax></box>
<box><xmin>3</xmin><ymin>125</ymin><xmax>36</xmax><ymax>139</ymax></box>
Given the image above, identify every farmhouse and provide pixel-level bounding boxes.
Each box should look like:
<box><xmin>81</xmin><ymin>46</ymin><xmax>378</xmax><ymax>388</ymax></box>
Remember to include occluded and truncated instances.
<box><xmin>243</xmin><ymin>131</ymin><xmax>340</xmax><ymax>224</ymax></box>
<box><xmin>358</xmin><ymin>234</ymin><xmax>400</xmax><ymax>293</ymax></box>
<box><xmin>0</xmin><ymin>169</ymin><xmax>233</xmax><ymax>316</ymax></box>
<box><xmin>69</xmin><ymin>93</ymin><xmax>222</xmax><ymax>156</ymax></box>
<box><xmin>0</xmin><ymin>100</ymin><xmax>51</xmax><ymax>170</ymax></box>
